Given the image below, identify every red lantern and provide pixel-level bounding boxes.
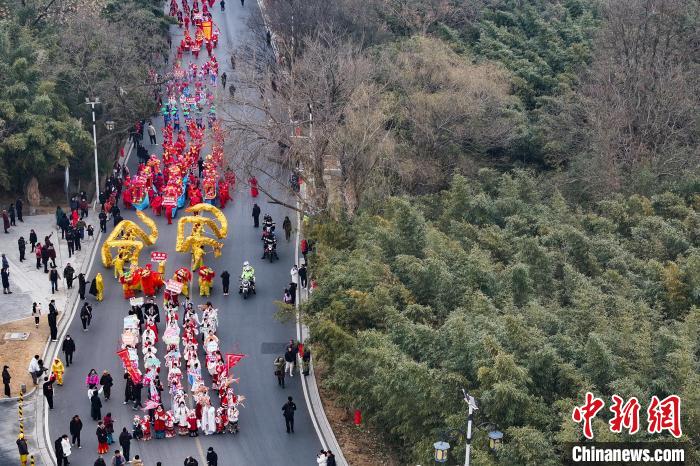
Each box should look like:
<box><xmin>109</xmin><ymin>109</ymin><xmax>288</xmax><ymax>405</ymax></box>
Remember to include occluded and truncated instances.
<box><xmin>354</xmin><ymin>409</ymin><xmax>362</xmax><ymax>426</ymax></box>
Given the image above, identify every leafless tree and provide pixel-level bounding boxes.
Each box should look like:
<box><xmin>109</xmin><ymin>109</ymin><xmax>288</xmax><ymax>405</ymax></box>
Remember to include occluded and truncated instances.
<box><xmin>222</xmin><ymin>27</ymin><xmax>391</xmax><ymax>216</ymax></box>
<box><xmin>580</xmin><ymin>0</ymin><xmax>700</xmax><ymax>191</ymax></box>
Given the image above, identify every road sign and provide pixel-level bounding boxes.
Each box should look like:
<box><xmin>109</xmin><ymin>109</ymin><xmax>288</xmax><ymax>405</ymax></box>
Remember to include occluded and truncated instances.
<box><xmin>151</xmin><ymin>251</ymin><xmax>168</xmax><ymax>262</ymax></box>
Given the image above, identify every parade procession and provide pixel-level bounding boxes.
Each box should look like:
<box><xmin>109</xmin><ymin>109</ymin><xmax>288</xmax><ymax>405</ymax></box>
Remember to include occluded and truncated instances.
<box><xmin>0</xmin><ymin>0</ymin><xmax>326</xmax><ymax>464</ymax></box>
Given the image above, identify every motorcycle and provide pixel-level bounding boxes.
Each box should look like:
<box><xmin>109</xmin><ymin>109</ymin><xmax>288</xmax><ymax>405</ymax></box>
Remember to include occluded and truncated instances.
<box><xmin>263</xmin><ymin>242</ymin><xmax>278</xmax><ymax>262</ymax></box>
<box><xmin>239</xmin><ymin>278</ymin><xmax>255</xmax><ymax>299</ymax></box>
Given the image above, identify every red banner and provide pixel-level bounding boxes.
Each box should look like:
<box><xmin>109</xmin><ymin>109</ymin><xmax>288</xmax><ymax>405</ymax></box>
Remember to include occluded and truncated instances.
<box><xmin>117</xmin><ymin>348</ymin><xmax>141</xmax><ymax>384</ymax></box>
<box><xmin>226</xmin><ymin>353</ymin><xmax>246</xmax><ymax>374</ymax></box>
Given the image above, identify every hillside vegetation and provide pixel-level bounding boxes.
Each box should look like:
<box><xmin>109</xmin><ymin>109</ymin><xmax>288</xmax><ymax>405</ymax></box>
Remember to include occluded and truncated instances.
<box><xmin>304</xmin><ymin>171</ymin><xmax>699</xmax><ymax>464</ymax></box>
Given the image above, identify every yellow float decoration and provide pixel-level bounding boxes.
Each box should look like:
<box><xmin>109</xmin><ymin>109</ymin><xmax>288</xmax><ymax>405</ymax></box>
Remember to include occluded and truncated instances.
<box><xmin>101</xmin><ymin>210</ymin><xmax>159</xmax><ymax>268</ymax></box>
<box><xmin>175</xmin><ymin>203</ymin><xmax>228</xmax><ymax>269</ymax></box>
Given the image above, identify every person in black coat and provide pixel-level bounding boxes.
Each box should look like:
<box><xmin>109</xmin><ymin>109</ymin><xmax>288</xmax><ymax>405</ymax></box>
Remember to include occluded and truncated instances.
<box><xmin>43</xmin><ymin>376</ymin><xmax>54</xmax><ymax>409</ymax></box>
<box><xmin>123</xmin><ymin>373</ymin><xmax>134</xmax><ymax>404</ymax></box>
<box><xmin>100</xmin><ymin>371</ymin><xmax>114</xmax><ymax>401</ymax></box>
<box><xmin>206</xmin><ymin>447</ymin><xmax>218</xmax><ymax>466</ymax></box>
<box><xmin>94</xmin><ymin>456</ymin><xmax>107</xmax><ymax>466</ymax></box>
<box><xmin>62</xmin><ymin>335</ymin><xmax>76</xmax><ymax>366</ymax></box>
<box><xmin>41</xmin><ymin>245</ymin><xmax>49</xmax><ymax>273</ymax></box>
<box><xmin>49</xmin><ymin>266</ymin><xmax>60</xmax><ymax>294</ymax></box>
<box><xmin>64</xmin><ymin>263</ymin><xmax>75</xmax><ymax>289</ymax></box>
<box><xmin>282</xmin><ymin>396</ymin><xmax>296</xmax><ymax>433</ymax></box>
<box><xmin>48</xmin><ymin>301</ymin><xmax>58</xmax><ymax>341</ymax></box>
<box><xmin>18</xmin><ymin>236</ymin><xmax>26</xmax><ymax>262</ymax></box>
<box><xmin>70</xmin><ymin>414</ymin><xmax>83</xmax><ymax>448</ymax></box>
<box><xmin>29</xmin><ymin>229</ymin><xmax>37</xmax><ymax>252</ymax></box>
<box><xmin>78</xmin><ymin>273</ymin><xmax>87</xmax><ymax>300</ymax></box>
<box><xmin>132</xmin><ymin>380</ymin><xmax>143</xmax><ymax>409</ymax></box>
<box><xmin>99</xmin><ymin>211</ymin><xmax>107</xmax><ymax>233</ymax></box>
<box><xmin>54</xmin><ymin>437</ymin><xmax>65</xmax><ymax>466</ymax></box>
<box><xmin>2</xmin><ymin>365</ymin><xmax>10</xmax><ymax>397</ymax></box>
<box><xmin>15</xmin><ymin>199</ymin><xmax>22</xmax><ymax>222</ymax></box>
<box><xmin>252</xmin><ymin>203</ymin><xmax>261</xmax><ymax>227</ymax></box>
<box><xmin>1</xmin><ymin>267</ymin><xmax>10</xmax><ymax>294</ymax></box>
<box><xmin>65</xmin><ymin>228</ymin><xmax>75</xmax><ymax>257</ymax></box>
<box><xmin>90</xmin><ymin>391</ymin><xmax>102</xmax><ymax>420</ymax></box>
<box><xmin>184</xmin><ymin>456</ymin><xmax>199</xmax><ymax>466</ymax></box>
<box><xmin>220</xmin><ymin>270</ymin><xmax>230</xmax><ymax>295</ymax></box>
<box><xmin>118</xmin><ymin>428</ymin><xmax>132</xmax><ymax>461</ymax></box>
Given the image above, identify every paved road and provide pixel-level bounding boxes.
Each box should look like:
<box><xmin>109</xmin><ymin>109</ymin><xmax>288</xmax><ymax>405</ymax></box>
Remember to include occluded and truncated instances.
<box><xmin>47</xmin><ymin>3</ymin><xmax>321</xmax><ymax>465</ymax></box>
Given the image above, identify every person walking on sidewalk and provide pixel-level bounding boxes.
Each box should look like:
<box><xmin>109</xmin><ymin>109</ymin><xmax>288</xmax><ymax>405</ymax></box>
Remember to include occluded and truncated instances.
<box><xmin>3</xmin><ymin>365</ymin><xmax>11</xmax><ymax>397</ymax></box>
<box><xmin>41</xmin><ymin>244</ymin><xmax>49</xmax><ymax>273</ymax></box>
<box><xmin>282</xmin><ymin>396</ymin><xmax>296</xmax><ymax>433</ymax></box>
<box><xmin>32</xmin><ymin>302</ymin><xmax>41</xmax><ymax>328</ymax></box>
<box><xmin>2</xmin><ymin>253</ymin><xmax>9</xmax><ymax>269</ymax></box>
<box><xmin>48</xmin><ymin>299</ymin><xmax>59</xmax><ymax>341</ymax></box>
<box><xmin>64</xmin><ymin>263</ymin><xmax>75</xmax><ymax>289</ymax></box>
<box><xmin>298</xmin><ymin>263</ymin><xmax>308</xmax><ymax>288</ymax></box>
<box><xmin>50</xmin><ymin>265</ymin><xmax>61</xmax><ymax>293</ymax></box>
<box><xmin>35</xmin><ymin>243</ymin><xmax>42</xmax><ymax>269</ymax></box>
<box><xmin>16</xmin><ymin>199</ymin><xmax>23</xmax><ymax>222</ymax></box>
<box><xmin>1</xmin><ymin>266</ymin><xmax>11</xmax><ymax>294</ymax></box>
<box><xmin>43</xmin><ymin>376</ymin><xmax>55</xmax><ymax>409</ymax></box>
<box><xmin>70</xmin><ymin>414</ymin><xmax>83</xmax><ymax>449</ymax></box>
<box><xmin>118</xmin><ymin>427</ymin><xmax>132</xmax><ymax>461</ymax></box>
<box><xmin>100</xmin><ymin>370</ymin><xmax>114</xmax><ymax>400</ymax></box>
<box><xmin>252</xmin><ymin>203</ymin><xmax>260</xmax><ymax>227</ymax></box>
<box><xmin>17</xmin><ymin>433</ymin><xmax>28</xmax><ymax>466</ymax></box>
<box><xmin>18</xmin><ymin>236</ymin><xmax>26</xmax><ymax>262</ymax></box>
<box><xmin>80</xmin><ymin>302</ymin><xmax>92</xmax><ymax>331</ymax></box>
<box><xmin>3</xmin><ymin>209</ymin><xmax>10</xmax><ymax>233</ymax></box>
<box><xmin>63</xmin><ymin>335</ymin><xmax>76</xmax><ymax>366</ymax></box>
<box><xmin>66</xmin><ymin>228</ymin><xmax>75</xmax><ymax>257</ymax></box>
<box><xmin>29</xmin><ymin>229</ymin><xmax>37</xmax><ymax>252</ymax></box>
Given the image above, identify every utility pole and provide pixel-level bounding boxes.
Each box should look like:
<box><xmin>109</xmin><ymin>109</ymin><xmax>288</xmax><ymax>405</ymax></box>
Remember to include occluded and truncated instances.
<box><xmin>85</xmin><ymin>97</ymin><xmax>101</xmax><ymax>197</ymax></box>
<box><xmin>462</xmin><ymin>389</ymin><xmax>478</xmax><ymax>466</ymax></box>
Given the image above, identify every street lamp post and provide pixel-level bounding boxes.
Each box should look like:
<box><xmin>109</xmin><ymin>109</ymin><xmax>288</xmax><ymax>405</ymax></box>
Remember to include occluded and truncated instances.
<box><xmin>462</xmin><ymin>389</ymin><xmax>479</xmax><ymax>466</ymax></box>
<box><xmin>85</xmin><ymin>97</ymin><xmax>101</xmax><ymax>197</ymax></box>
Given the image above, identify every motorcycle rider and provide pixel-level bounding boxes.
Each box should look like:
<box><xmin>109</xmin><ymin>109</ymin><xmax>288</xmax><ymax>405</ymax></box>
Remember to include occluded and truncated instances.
<box><xmin>262</xmin><ymin>214</ymin><xmax>275</xmax><ymax>233</ymax></box>
<box><xmin>240</xmin><ymin>261</ymin><xmax>256</xmax><ymax>293</ymax></box>
<box><xmin>262</xmin><ymin>231</ymin><xmax>278</xmax><ymax>260</ymax></box>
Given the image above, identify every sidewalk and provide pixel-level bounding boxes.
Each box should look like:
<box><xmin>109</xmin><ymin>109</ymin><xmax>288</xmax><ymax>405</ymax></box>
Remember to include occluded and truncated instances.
<box><xmin>0</xmin><ymin>214</ymin><xmax>98</xmax><ymax>392</ymax></box>
<box><xmin>0</xmin><ymin>213</ymin><xmax>104</xmax><ymax>466</ymax></box>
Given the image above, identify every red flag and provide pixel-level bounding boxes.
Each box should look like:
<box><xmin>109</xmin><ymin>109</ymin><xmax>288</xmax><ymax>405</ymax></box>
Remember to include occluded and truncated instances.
<box><xmin>297</xmin><ymin>343</ymin><xmax>304</xmax><ymax>358</ymax></box>
<box><xmin>117</xmin><ymin>348</ymin><xmax>142</xmax><ymax>384</ymax></box>
<box><xmin>226</xmin><ymin>353</ymin><xmax>246</xmax><ymax>373</ymax></box>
